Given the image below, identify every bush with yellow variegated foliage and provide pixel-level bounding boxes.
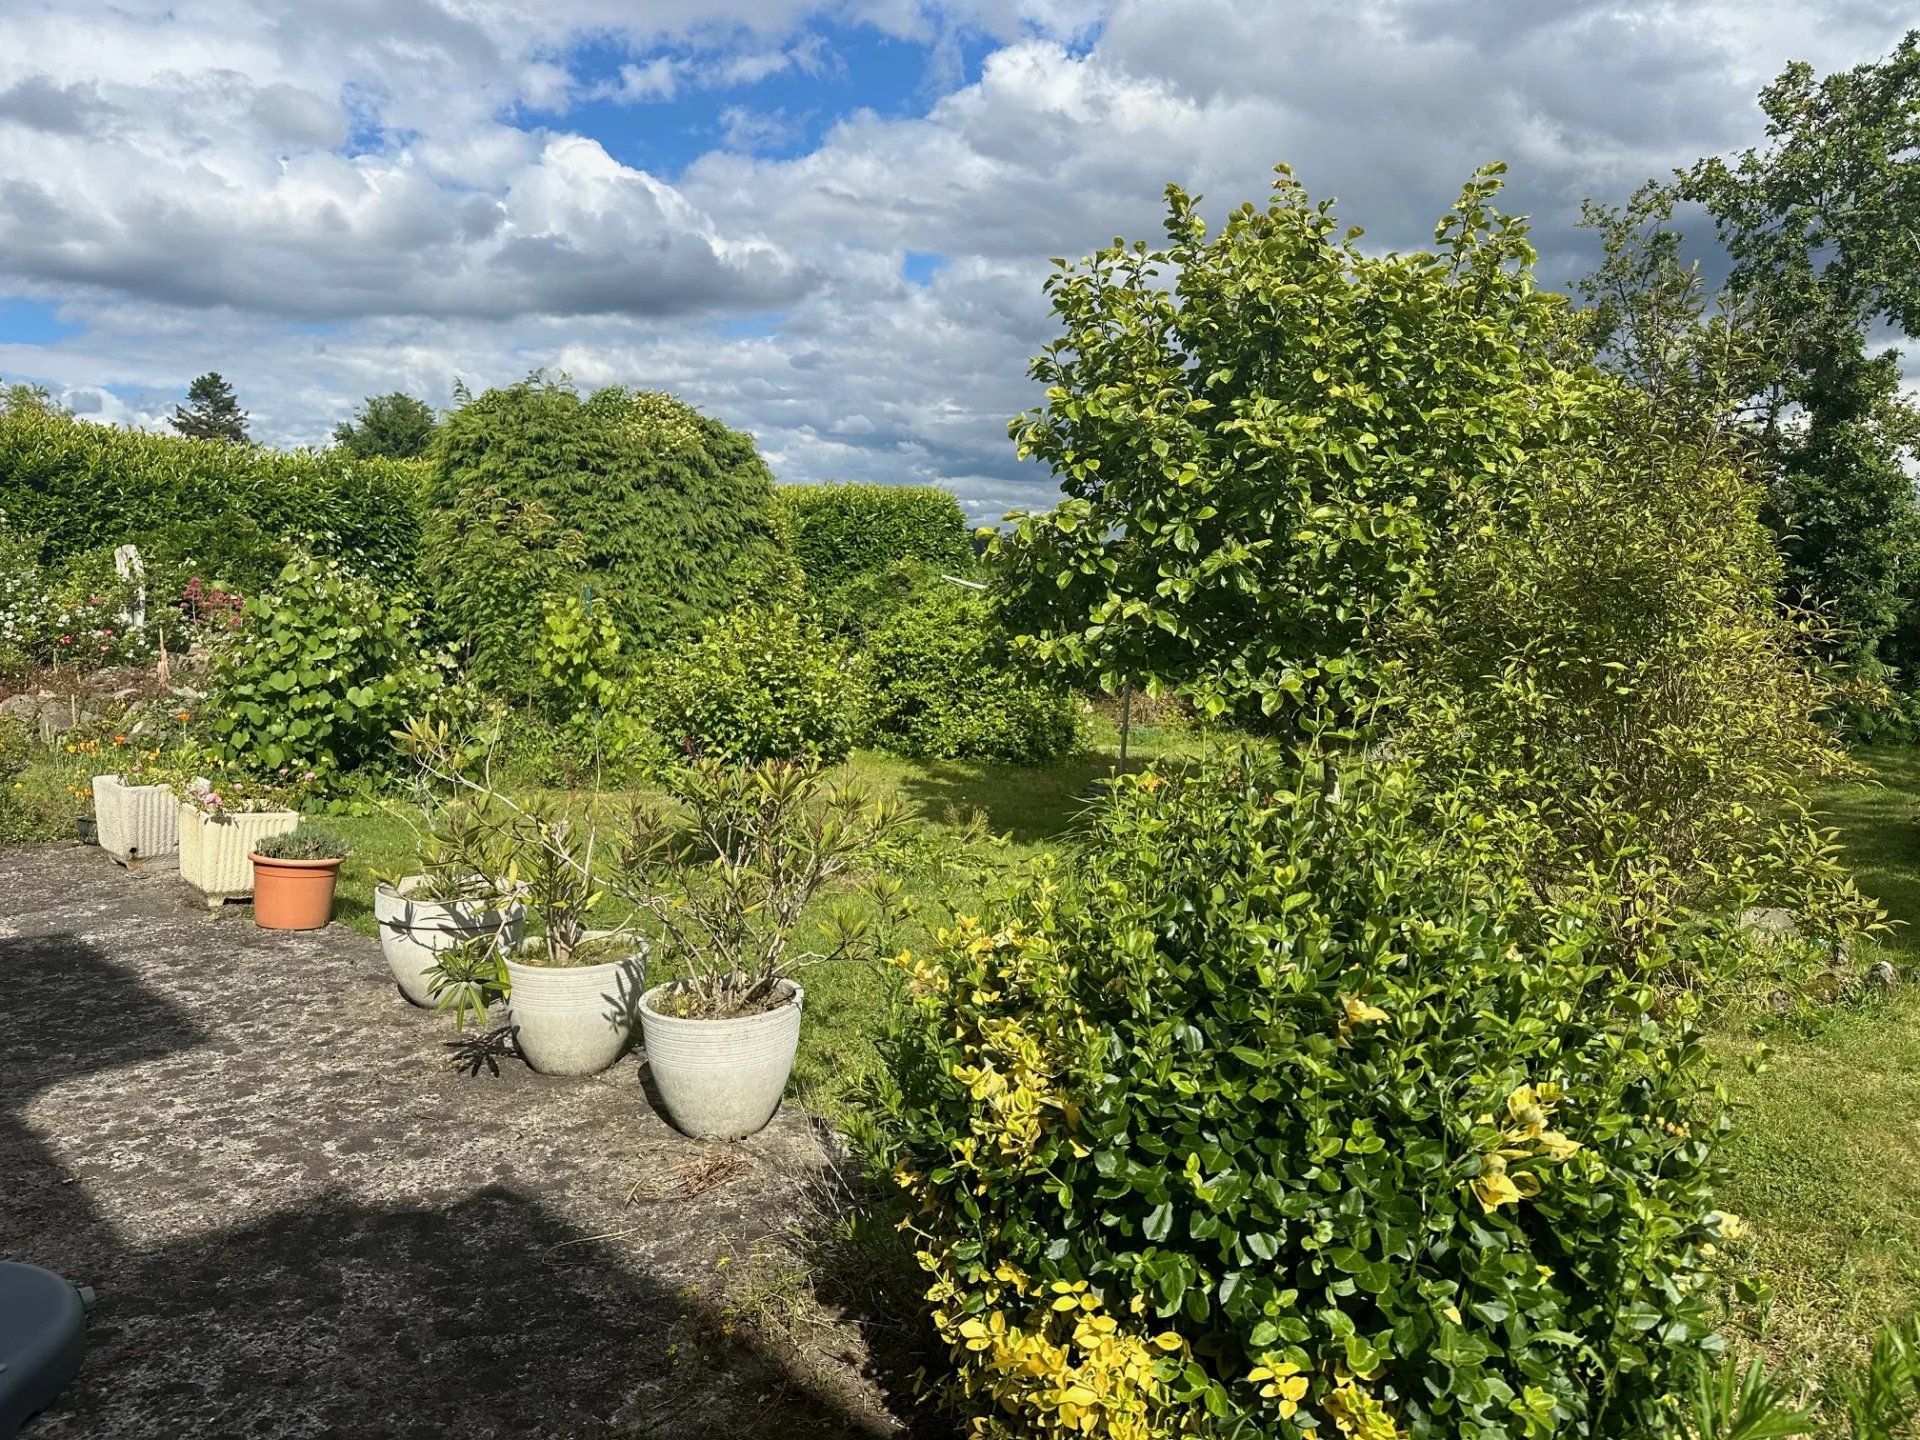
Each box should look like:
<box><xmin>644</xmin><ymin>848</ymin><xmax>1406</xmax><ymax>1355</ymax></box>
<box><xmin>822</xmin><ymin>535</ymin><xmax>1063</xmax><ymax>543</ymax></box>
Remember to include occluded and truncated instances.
<box><xmin>868</xmin><ymin>747</ymin><xmax>1730</xmax><ymax>1439</ymax></box>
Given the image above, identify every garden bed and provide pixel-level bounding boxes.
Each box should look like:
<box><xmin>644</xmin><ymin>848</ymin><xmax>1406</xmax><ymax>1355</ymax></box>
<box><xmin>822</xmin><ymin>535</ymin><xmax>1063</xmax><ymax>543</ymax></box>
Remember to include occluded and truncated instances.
<box><xmin>0</xmin><ymin>843</ymin><xmax>920</xmax><ymax>1438</ymax></box>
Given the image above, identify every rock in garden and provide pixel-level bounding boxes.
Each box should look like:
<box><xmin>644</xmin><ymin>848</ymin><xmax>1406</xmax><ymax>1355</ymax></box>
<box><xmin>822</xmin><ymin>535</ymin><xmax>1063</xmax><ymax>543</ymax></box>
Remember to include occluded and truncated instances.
<box><xmin>1738</xmin><ymin>907</ymin><xmax>1800</xmax><ymax>943</ymax></box>
<box><xmin>1869</xmin><ymin>960</ymin><xmax>1899</xmax><ymax>988</ymax></box>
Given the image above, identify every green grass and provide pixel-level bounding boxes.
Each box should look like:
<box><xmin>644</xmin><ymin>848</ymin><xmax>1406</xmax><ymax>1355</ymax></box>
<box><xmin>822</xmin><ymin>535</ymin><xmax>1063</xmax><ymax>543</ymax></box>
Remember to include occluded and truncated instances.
<box><xmin>1714</xmin><ymin>745</ymin><xmax>1920</xmax><ymax>1388</ymax></box>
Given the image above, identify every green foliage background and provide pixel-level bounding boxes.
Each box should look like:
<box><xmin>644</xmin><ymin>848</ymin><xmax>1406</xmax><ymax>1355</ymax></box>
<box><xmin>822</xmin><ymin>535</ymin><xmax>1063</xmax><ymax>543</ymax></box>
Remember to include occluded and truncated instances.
<box><xmin>427</xmin><ymin>379</ymin><xmax>792</xmax><ymax>651</ymax></box>
<box><xmin>777</xmin><ymin>482</ymin><xmax>976</xmax><ymax>626</ymax></box>
<box><xmin>0</xmin><ymin>403</ymin><xmax>422</xmax><ymax>591</ymax></box>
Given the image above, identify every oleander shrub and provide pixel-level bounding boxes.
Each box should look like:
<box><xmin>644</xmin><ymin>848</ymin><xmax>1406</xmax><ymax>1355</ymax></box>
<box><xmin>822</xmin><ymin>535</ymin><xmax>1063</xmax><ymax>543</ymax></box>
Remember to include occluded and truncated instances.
<box><xmin>647</xmin><ymin>604</ymin><xmax>862</xmax><ymax>765</ymax></box>
<box><xmin>428</xmin><ymin>379</ymin><xmax>793</xmax><ymax>654</ymax></box>
<box><xmin>778</xmin><ymin>483</ymin><xmax>975</xmax><ymax>628</ymax></box>
<box><xmin>870</xmin><ymin>748</ymin><xmax>1728</xmax><ymax>1440</ymax></box>
<box><xmin>863</xmin><ymin>577</ymin><xmax>1083</xmax><ymax>763</ymax></box>
<box><xmin>0</xmin><ymin>404</ymin><xmax>421</xmax><ymax>588</ymax></box>
<box><xmin>204</xmin><ymin>558</ymin><xmax>444</xmax><ymax>786</ymax></box>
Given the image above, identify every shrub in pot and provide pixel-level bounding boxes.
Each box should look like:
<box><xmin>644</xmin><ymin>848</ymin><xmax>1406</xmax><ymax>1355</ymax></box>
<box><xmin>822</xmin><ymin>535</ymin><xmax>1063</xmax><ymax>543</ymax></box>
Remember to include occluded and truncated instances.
<box><xmin>375</xmin><ymin>868</ymin><xmax>525</xmax><ymax>1009</ymax></box>
<box><xmin>397</xmin><ymin>715</ymin><xmax>911</xmax><ymax>1121</ymax></box>
<box><xmin>618</xmin><ymin>758</ymin><xmax>911</xmax><ymax>1139</ymax></box>
<box><xmin>251</xmin><ymin>826</ymin><xmax>351</xmax><ymax>931</ymax></box>
<box><xmin>404</xmin><ymin>777</ymin><xmax>647</xmax><ymax>1076</ymax></box>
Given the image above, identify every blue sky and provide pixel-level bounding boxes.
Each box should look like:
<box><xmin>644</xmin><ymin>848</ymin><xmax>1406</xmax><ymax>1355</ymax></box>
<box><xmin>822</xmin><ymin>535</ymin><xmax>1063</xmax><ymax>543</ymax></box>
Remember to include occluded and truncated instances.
<box><xmin>0</xmin><ymin>1</ymin><xmax>1912</xmax><ymax>516</ymax></box>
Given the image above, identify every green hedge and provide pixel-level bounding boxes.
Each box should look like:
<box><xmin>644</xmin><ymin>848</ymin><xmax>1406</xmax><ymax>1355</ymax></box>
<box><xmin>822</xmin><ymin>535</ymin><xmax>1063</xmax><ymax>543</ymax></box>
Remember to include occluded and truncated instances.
<box><xmin>428</xmin><ymin>382</ymin><xmax>793</xmax><ymax>653</ymax></box>
<box><xmin>777</xmin><ymin>483</ymin><xmax>975</xmax><ymax>622</ymax></box>
<box><xmin>0</xmin><ymin>406</ymin><xmax>423</xmax><ymax>590</ymax></box>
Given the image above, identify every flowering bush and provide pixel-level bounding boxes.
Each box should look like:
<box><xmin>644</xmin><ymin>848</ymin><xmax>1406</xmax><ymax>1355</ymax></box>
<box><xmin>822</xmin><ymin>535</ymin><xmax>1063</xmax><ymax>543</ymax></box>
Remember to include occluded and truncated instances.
<box><xmin>0</xmin><ymin>530</ymin><xmax>163</xmax><ymax>674</ymax></box>
<box><xmin>869</xmin><ymin>749</ymin><xmax>1728</xmax><ymax>1440</ymax></box>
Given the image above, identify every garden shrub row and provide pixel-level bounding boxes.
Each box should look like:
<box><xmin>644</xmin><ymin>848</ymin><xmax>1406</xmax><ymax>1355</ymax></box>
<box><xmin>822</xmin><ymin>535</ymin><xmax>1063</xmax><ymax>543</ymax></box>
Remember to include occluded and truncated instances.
<box><xmin>777</xmin><ymin>482</ymin><xmax>976</xmax><ymax>629</ymax></box>
<box><xmin>0</xmin><ymin>404</ymin><xmax>423</xmax><ymax>592</ymax></box>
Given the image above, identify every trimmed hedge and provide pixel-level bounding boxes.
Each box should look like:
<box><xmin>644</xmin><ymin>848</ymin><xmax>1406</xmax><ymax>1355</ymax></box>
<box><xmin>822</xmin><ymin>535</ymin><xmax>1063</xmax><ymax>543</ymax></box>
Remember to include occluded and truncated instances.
<box><xmin>0</xmin><ymin>405</ymin><xmax>422</xmax><ymax>589</ymax></box>
<box><xmin>777</xmin><ymin>483</ymin><xmax>975</xmax><ymax>622</ymax></box>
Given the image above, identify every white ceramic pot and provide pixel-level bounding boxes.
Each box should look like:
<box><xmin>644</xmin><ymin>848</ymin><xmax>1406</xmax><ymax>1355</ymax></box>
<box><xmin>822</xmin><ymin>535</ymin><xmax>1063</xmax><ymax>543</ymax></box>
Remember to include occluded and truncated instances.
<box><xmin>639</xmin><ymin>980</ymin><xmax>802</xmax><ymax>1140</ymax></box>
<box><xmin>178</xmin><ymin>805</ymin><xmax>299</xmax><ymax>906</ymax></box>
<box><xmin>373</xmin><ymin>876</ymin><xmax>525</xmax><ymax>1008</ymax></box>
<box><xmin>504</xmin><ymin>935</ymin><xmax>647</xmax><ymax>1077</ymax></box>
<box><xmin>92</xmin><ymin>775</ymin><xmax>177</xmax><ymax>865</ymax></box>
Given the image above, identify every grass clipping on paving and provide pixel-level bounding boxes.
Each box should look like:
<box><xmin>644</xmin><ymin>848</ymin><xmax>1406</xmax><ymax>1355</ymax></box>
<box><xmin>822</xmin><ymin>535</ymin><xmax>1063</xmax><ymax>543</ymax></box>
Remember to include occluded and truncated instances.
<box><xmin>1715</xmin><ymin>745</ymin><xmax>1920</xmax><ymax>1391</ymax></box>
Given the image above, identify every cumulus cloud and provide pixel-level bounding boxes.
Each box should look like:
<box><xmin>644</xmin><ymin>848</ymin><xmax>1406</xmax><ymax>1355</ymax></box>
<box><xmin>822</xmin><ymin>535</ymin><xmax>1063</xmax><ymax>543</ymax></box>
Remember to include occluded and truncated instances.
<box><xmin>0</xmin><ymin>0</ymin><xmax>1914</xmax><ymax>513</ymax></box>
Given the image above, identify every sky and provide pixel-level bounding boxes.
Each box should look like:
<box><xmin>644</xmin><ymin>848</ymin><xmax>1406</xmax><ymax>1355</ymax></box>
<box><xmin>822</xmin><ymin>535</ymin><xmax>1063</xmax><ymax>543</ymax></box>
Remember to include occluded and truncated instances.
<box><xmin>0</xmin><ymin>1</ymin><xmax>1913</xmax><ymax>520</ymax></box>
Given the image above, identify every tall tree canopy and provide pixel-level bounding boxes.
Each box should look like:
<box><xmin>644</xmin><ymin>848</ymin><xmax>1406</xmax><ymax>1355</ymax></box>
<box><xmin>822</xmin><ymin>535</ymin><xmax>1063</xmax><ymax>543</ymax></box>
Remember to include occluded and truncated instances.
<box><xmin>169</xmin><ymin>371</ymin><xmax>250</xmax><ymax>444</ymax></box>
<box><xmin>1684</xmin><ymin>33</ymin><xmax>1920</xmax><ymax>682</ymax></box>
<box><xmin>332</xmin><ymin>391</ymin><xmax>437</xmax><ymax>459</ymax></box>
<box><xmin>990</xmin><ymin>164</ymin><xmax>1594</xmax><ymax>730</ymax></box>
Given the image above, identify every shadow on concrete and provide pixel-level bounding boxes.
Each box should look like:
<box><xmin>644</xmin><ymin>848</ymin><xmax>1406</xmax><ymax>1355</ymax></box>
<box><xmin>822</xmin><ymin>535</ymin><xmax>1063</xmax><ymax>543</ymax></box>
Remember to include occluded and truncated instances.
<box><xmin>0</xmin><ymin>932</ymin><xmax>924</xmax><ymax>1438</ymax></box>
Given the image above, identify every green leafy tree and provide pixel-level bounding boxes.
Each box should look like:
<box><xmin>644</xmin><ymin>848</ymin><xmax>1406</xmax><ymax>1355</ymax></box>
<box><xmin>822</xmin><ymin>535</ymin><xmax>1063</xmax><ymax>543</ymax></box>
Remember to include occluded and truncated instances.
<box><xmin>428</xmin><ymin>377</ymin><xmax>793</xmax><ymax>651</ymax></box>
<box><xmin>990</xmin><ymin>164</ymin><xmax>1594</xmax><ymax>730</ymax></box>
<box><xmin>1395</xmin><ymin>193</ymin><xmax>1878</xmax><ymax>972</ymax></box>
<box><xmin>332</xmin><ymin>391</ymin><xmax>437</xmax><ymax>459</ymax></box>
<box><xmin>1684</xmin><ymin>34</ymin><xmax>1920</xmax><ymax>678</ymax></box>
<box><xmin>169</xmin><ymin>371</ymin><xmax>250</xmax><ymax>443</ymax></box>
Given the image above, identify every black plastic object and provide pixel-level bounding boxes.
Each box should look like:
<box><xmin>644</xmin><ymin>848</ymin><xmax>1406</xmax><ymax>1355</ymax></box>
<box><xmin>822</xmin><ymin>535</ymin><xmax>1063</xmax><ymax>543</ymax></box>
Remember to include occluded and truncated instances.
<box><xmin>0</xmin><ymin>1261</ymin><xmax>89</xmax><ymax>1438</ymax></box>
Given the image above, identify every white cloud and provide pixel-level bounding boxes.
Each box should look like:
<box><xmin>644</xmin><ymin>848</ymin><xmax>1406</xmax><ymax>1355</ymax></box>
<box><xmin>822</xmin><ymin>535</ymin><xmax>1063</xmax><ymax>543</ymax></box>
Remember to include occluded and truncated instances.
<box><xmin>0</xmin><ymin>0</ymin><xmax>1915</xmax><ymax>514</ymax></box>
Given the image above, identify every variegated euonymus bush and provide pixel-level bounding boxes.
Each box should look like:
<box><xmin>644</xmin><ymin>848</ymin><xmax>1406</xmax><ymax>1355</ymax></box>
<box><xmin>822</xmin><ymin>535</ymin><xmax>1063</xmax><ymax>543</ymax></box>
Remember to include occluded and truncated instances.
<box><xmin>868</xmin><ymin>749</ymin><xmax>1729</xmax><ymax>1440</ymax></box>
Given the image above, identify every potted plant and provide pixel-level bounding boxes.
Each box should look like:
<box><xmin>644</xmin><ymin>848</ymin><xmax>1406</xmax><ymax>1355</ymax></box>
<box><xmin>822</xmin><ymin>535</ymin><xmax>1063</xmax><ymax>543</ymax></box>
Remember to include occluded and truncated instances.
<box><xmin>374</xmin><ymin>867</ymin><xmax>526</xmax><ymax>1009</ymax></box>
<box><xmin>251</xmin><ymin>826</ymin><xmax>351</xmax><ymax>931</ymax></box>
<box><xmin>87</xmin><ymin>737</ymin><xmax>175</xmax><ymax>864</ymax></box>
<box><xmin>473</xmin><ymin>807</ymin><xmax>646</xmax><ymax>1077</ymax></box>
<box><xmin>175</xmin><ymin>769</ymin><xmax>304</xmax><ymax>907</ymax></box>
<box><xmin>618</xmin><ymin>759</ymin><xmax>911</xmax><ymax>1139</ymax></box>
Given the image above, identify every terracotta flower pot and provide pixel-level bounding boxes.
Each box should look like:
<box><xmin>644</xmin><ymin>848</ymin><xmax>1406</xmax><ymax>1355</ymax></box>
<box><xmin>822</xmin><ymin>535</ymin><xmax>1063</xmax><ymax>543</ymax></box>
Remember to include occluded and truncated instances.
<box><xmin>251</xmin><ymin>854</ymin><xmax>343</xmax><ymax>931</ymax></box>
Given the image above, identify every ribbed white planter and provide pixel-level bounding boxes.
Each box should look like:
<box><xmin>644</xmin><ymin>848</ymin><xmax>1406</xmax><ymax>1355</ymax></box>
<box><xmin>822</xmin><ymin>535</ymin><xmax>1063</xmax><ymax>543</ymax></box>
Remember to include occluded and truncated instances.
<box><xmin>373</xmin><ymin>877</ymin><xmax>525</xmax><ymax>1008</ymax></box>
<box><xmin>505</xmin><ymin>936</ymin><xmax>647</xmax><ymax>1077</ymax></box>
<box><xmin>92</xmin><ymin>775</ymin><xmax>177</xmax><ymax>865</ymax></box>
<box><xmin>178</xmin><ymin>805</ymin><xmax>299</xmax><ymax>907</ymax></box>
<box><xmin>639</xmin><ymin>980</ymin><xmax>802</xmax><ymax>1140</ymax></box>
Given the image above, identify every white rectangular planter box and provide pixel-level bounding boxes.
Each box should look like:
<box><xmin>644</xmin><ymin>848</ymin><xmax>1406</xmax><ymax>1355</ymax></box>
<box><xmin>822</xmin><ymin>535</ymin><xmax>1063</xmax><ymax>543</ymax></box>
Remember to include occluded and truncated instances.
<box><xmin>92</xmin><ymin>774</ymin><xmax>178</xmax><ymax>866</ymax></box>
<box><xmin>178</xmin><ymin>804</ymin><xmax>300</xmax><ymax>907</ymax></box>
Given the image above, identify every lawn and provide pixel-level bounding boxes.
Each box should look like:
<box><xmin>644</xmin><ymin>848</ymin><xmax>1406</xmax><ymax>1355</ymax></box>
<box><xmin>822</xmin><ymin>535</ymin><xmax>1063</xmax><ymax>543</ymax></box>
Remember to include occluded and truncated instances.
<box><xmin>1714</xmin><ymin>745</ymin><xmax>1920</xmax><ymax>1388</ymax></box>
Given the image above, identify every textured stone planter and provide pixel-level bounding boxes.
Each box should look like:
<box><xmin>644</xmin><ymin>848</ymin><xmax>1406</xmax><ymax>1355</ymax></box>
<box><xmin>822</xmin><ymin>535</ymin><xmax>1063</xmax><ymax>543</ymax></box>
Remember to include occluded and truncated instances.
<box><xmin>504</xmin><ymin>937</ymin><xmax>646</xmax><ymax>1077</ymax></box>
<box><xmin>373</xmin><ymin>877</ymin><xmax>525</xmax><ymax>1009</ymax></box>
<box><xmin>178</xmin><ymin>806</ymin><xmax>299</xmax><ymax>907</ymax></box>
<box><xmin>91</xmin><ymin>775</ymin><xmax>177</xmax><ymax>866</ymax></box>
<box><xmin>639</xmin><ymin>980</ymin><xmax>802</xmax><ymax>1140</ymax></box>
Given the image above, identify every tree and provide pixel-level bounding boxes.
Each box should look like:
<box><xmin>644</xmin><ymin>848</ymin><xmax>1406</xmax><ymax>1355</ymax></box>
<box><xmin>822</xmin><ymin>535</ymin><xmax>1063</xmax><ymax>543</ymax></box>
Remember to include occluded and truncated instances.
<box><xmin>1393</xmin><ymin>193</ymin><xmax>1877</xmax><ymax>965</ymax></box>
<box><xmin>426</xmin><ymin>376</ymin><xmax>793</xmax><ymax>659</ymax></box>
<box><xmin>332</xmin><ymin>391</ymin><xmax>437</xmax><ymax>459</ymax></box>
<box><xmin>1683</xmin><ymin>34</ymin><xmax>1920</xmax><ymax>682</ymax></box>
<box><xmin>169</xmin><ymin>371</ymin><xmax>250</xmax><ymax>443</ymax></box>
<box><xmin>989</xmin><ymin>164</ymin><xmax>1593</xmax><ymax>731</ymax></box>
